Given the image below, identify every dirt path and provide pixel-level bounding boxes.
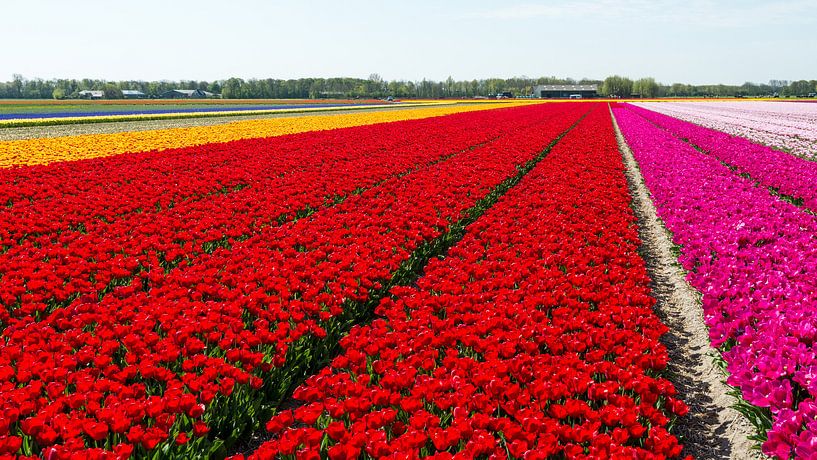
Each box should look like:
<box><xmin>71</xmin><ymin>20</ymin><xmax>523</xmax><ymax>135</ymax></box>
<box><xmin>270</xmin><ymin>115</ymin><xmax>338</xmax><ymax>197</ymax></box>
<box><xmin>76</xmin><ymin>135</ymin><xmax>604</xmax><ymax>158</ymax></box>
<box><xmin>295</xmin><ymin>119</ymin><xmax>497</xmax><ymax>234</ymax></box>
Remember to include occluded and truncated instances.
<box><xmin>610</xmin><ymin>107</ymin><xmax>762</xmax><ymax>460</ymax></box>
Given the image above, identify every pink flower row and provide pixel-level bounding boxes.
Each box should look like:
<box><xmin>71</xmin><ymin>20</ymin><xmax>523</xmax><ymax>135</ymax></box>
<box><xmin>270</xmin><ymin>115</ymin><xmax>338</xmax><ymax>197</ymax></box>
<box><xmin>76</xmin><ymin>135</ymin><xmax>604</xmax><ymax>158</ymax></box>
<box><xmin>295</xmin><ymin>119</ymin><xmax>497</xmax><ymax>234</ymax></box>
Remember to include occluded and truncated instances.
<box><xmin>634</xmin><ymin>101</ymin><xmax>817</xmax><ymax>159</ymax></box>
<box><xmin>614</xmin><ymin>105</ymin><xmax>817</xmax><ymax>459</ymax></box>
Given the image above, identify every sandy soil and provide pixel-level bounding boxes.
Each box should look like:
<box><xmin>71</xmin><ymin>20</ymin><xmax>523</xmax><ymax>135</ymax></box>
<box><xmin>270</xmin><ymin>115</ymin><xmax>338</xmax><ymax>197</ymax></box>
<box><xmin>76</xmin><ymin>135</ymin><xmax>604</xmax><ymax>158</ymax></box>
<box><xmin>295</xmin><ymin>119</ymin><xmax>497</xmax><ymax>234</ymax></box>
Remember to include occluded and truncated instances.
<box><xmin>610</xmin><ymin>107</ymin><xmax>763</xmax><ymax>460</ymax></box>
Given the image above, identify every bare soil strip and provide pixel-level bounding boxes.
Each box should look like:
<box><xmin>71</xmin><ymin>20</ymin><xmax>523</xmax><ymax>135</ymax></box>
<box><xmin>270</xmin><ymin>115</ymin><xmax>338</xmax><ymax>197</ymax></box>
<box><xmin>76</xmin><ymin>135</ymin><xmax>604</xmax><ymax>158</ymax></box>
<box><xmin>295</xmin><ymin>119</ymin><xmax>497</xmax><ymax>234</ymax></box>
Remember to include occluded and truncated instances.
<box><xmin>610</xmin><ymin>107</ymin><xmax>762</xmax><ymax>460</ymax></box>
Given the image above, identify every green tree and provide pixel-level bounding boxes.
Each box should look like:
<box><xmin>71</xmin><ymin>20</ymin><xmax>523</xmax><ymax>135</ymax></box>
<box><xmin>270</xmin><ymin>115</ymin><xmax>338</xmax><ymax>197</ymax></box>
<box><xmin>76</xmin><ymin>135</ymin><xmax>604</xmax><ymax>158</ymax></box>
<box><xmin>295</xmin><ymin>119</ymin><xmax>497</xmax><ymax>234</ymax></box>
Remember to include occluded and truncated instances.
<box><xmin>221</xmin><ymin>78</ymin><xmax>243</xmax><ymax>99</ymax></box>
<box><xmin>367</xmin><ymin>73</ymin><xmax>385</xmax><ymax>97</ymax></box>
<box><xmin>633</xmin><ymin>77</ymin><xmax>659</xmax><ymax>98</ymax></box>
<box><xmin>52</xmin><ymin>88</ymin><xmax>66</xmax><ymax>99</ymax></box>
<box><xmin>785</xmin><ymin>80</ymin><xmax>813</xmax><ymax>97</ymax></box>
<box><xmin>602</xmin><ymin>75</ymin><xmax>632</xmax><ymax>97</ymax></box>
<box><xmin>444</xmin><ymin>76</ymin><xmax>455</xmax><ymax>97</ymax></box>
<box><xmin>103</xmin><ymin>84</ymin><xmax>123</xmax><ymax>99</ymax></box>
<box><xmin>10</xmin><ymin>74</ymin><xmax>24</xmax><ymax>98</ymax></box>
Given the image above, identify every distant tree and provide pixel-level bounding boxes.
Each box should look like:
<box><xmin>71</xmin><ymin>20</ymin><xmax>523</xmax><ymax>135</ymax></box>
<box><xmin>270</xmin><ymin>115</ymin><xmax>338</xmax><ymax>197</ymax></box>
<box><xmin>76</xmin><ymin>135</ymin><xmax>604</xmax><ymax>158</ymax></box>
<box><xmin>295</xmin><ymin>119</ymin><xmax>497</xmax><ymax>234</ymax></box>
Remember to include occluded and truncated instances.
<box><xmin>221</xmin><ymin>78</ymin><xmax>243</xmax><ymax>99</ymax></box>
<box><xmin>444</xmin><ymin>75</ymin><xmax>455</xmax><ymax>97</ymax></box>
<box><xmin>157</xmin><ymin>80</ymin><xmax>174</xmax><ymax>95</ymax></box>
<box><xmin>469</xmin><ymin>79</ymin><xmax>479</xmax><ymax>97</ymax></box>
<box><xmin>367</xmin><ymin>73</ymin><xmax>386</xmax><ymax>97</ymax></box>
<box><xmin>308</xmin><ymin>80</ymin><xmax>322</xmax><ymax>99</ymax></box>
<box><xmin>103</xmin><ymin>84</ymin><xmax>123</xmax><ymax>99</ymax></box>
<box><xmin>602</xmin><ymin>75</ymin><xmax>632</xmax><ymax>97</ymax></box>
<box><xmin>785</xmin><ymin>80</ymin><xmax>813</xmax><ymax>96</ymax></box>
<box><xmin>10</xmin><ymin>74</ymin><xmax>24</xmax><ymax>98</ymax></box>
<box><xmin>145</xmin><ymin>82</ymin><xmax>159</xmax><ymax>97</ymax></box>
<box><xmin>768</xmin><ymin>79</ymin><xmax>790</xmax><ymax>93</ymax></box>
<box><xmin>633</xmin><ymin>77</ymin><xmax>659</xmax><ymax>98</ymax></box>
<box><xmin>23</xmin><ymin>78</ymin><xmax>50</xmax><ymax>98</ymax></box>
<box><xmin>52</xmin><ymin>88</ymin><xmax>66</xmax><ymax>99</ymax></box>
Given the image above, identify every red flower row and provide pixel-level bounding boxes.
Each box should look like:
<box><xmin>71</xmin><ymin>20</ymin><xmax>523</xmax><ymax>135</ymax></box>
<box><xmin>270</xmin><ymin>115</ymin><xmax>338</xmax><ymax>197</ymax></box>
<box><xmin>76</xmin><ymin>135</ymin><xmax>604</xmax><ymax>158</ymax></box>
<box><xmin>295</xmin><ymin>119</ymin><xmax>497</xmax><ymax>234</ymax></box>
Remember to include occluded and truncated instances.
<box><xmin>0</xmin><ymin>104</ymin><xmax>589</xmax><ymax>458</ymax></box>
<box><xmin>243</xmin><ymin>106</ymin><xmax>688</xmax><ymax>459</ymax></box>
<box><xmin>0</xmin><ymin>105</ymin><xmax>551</xmax><ymax>326</ymax></box>
<box><xmin>0</xmin><ymin>108</ymin><xmax>513</xmax><ymax>234</ymax></box>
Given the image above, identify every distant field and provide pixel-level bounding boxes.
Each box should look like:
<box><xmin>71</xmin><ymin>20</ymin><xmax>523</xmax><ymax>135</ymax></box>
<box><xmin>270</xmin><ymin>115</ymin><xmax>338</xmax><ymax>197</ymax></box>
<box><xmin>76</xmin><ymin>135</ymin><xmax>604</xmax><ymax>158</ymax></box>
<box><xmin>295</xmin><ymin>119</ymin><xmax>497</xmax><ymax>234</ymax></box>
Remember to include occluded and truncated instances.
<box><xmin>0</xmin><ymin>99</ymin><xmax>419</xmax><ymax>127</ymax></box>
<box><xmin>2</xmin><ymin>97</ymin><xmax>806</xmax><ymax>128</ymax></box>
<box><xmin>0</xmin><ymin>98</ymin><xmax>385</xmax><ymax>108</ymax></box>
<box><xmin>0</xmin><ymin>99</ymin><xmax>389</xmax><ymax>119</ymax></box>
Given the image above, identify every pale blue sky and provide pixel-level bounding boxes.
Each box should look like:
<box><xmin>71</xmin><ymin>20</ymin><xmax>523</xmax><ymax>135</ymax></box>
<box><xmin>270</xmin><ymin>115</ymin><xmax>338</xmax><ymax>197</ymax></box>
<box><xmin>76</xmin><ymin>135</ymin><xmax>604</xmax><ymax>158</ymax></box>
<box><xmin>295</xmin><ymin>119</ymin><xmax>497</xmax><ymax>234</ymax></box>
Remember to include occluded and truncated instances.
<box><xmin>1</xmin><ymin>0</ymin><xmax>815</xmax><ymax>85</ymax></box>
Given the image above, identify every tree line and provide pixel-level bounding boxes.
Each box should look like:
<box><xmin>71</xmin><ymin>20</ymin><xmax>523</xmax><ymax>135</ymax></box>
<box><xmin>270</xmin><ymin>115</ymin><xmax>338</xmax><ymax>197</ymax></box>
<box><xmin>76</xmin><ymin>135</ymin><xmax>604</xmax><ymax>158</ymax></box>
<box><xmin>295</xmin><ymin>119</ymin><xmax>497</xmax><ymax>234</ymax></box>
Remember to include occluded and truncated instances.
<box><xmin>600</xmin><ymin>76</ymin><xmax>816</xmax><ymax>98</ymax></box>
<box><xmin>0</xmin><ymin>73</ymin><xmax>814</xmax><ymax>99</ymax></box>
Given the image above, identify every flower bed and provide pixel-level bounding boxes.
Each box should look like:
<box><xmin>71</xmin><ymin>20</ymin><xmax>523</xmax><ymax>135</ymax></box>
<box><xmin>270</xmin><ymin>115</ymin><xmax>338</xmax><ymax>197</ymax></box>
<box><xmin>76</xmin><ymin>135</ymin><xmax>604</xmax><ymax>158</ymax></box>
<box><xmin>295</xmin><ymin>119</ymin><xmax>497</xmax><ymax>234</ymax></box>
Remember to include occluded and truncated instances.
<box><xmin>1</xmin><ymin>106</ymin><xmax>524</xmax><ymax>233</ymax></box>
<box><xmin>0</xmin><ymin>104</ymin><xmax>587</xmax><ymax>458</ymax></box>
<box><xmin>244</xmin><ymin>106</ymin><xmax>687</xmax><ymax>460</ymax></box>
<box><xmin>633</xmin><ymin>101</ymin><xmax>817</xmax><ymax>159</ymax></box>
<box><xmin>0</xmin><ymin>105</ymin><xmax>563</xmax><ymax>327</ymax></box>
<box><xmin>625</xmin><ymin>103</ymin><xmax>817</xmax><ymax>211</ymax></box>
<box><xmin>614</xmin><ymin>105</ymin><xmax>817</xmax><ymax>459</ymax></box>
<box><xmin>0</xmin><ymin>103</ymin><xmax>525</xmax><ymax>167</ymax></box>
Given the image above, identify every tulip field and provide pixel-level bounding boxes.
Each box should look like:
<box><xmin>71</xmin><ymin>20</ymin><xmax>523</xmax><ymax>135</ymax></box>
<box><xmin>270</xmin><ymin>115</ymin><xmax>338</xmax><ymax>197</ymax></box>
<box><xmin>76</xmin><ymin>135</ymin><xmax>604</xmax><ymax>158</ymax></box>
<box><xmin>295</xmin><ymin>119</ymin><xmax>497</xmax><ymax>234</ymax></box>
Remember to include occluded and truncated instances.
<box><xmin>613</xmin><ymin>102</ymin><xmax>817</xmax><ymax>459</ymax></box>
<box><xmin>632</xmin><ymin>101</ymin><xmax>817</xmax><ymax>160</ymax></box>
<box><xmin>0</xmin><ymin>99</ymin><xmax>816</xmax><ymax>459</ymax></box>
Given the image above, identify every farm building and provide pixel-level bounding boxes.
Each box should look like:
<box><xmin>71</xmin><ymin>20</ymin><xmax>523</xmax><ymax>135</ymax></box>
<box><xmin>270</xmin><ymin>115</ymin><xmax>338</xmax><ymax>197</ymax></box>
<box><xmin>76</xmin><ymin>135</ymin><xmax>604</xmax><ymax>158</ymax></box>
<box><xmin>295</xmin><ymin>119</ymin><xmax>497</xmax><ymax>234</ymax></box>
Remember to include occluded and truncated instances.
<box><xmin>122</xmin><ymin>90</ymin><xmax>146</xmax><ymax>99</ymax></box>
<box><xmin>160</xmin><ymin>89</ymin><xmax>218</xmax><ymax>98</ymax></box>
<box><xmin>78</xmin><ymin>90</ymin><xmax>104</xmax><ymax>99</ymax></box>
<box><xmin>533</xmin><ymin>84</ymin><xmax>598</xmax><ymax>98</ymax></box>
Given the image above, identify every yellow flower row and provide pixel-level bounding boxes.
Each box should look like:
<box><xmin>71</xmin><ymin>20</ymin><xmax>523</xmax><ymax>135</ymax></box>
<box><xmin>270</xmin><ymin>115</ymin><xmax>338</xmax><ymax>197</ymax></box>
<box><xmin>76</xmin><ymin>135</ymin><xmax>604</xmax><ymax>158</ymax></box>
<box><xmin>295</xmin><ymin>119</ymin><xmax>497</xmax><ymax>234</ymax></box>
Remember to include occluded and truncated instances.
<box><xmin>0</xmin><ymin>102</ymin><xmax>530</xmax><ymax>168</ymax></box>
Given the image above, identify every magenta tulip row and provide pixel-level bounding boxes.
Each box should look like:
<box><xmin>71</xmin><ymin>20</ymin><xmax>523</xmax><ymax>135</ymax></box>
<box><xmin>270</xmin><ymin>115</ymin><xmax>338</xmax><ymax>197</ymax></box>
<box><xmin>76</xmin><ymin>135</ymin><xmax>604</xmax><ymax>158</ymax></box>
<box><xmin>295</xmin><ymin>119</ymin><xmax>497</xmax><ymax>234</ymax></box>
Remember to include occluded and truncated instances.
<box><xmin>614</xmin><ymin>106</ymin><xmax>817</xmax><ymax>459</ymax></box>
<box><xmin>624</xmin><ymin>103</ymin><xmax>817</xmax><ymax>212</ymax></box>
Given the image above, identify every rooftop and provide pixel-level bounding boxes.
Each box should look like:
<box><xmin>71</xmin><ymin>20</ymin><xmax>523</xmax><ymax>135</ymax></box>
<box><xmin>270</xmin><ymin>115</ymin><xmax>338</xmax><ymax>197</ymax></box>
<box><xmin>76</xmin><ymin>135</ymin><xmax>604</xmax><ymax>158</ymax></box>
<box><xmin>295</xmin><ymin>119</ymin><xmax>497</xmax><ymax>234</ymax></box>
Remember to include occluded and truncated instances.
<box><xmin>535</xmin><ymin>85</ymin><xmax>599</xmax><ymax>91</ymax></box>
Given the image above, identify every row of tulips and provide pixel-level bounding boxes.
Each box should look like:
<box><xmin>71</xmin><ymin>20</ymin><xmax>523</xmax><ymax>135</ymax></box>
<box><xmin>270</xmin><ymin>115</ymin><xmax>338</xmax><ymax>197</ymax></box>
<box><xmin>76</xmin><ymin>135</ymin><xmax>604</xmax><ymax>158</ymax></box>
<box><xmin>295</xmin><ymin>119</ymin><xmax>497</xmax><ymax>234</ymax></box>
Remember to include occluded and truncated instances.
<box><xmin>613</xmin><ymin>105</ymin><xmax>817</xmax><ymax>459</ymax></box>
<box><xmin>242</xmin><ymin>105</ymin><xmax>687</xmax><ymax>460</ymax></box>
<box><xmin>0</xmin><ymin>103</ymin><xmax>522</xmax><ymax>167</ymax></box>
<box><xmin>0</xmin><ymin>104</ymin><xmax>589</xmax><ymax>458</ymax></box>
<box><xmin>0</xmin><ymin>105</ymin><xmax>533</xmax><ymax>231</ymax></box>
<box><xmin>626</xmin><ymin>103</ymin><xmax>817</xmax><ymax>212</ymax></box>
<box><xmin>1</xmin><ymin>105</ymin><xmax>562</xmax><ymax>327</ymax></box>
<box><xmin>633</xmin><ymin>101</ymin><xmax>817</xmax><ymax>159</ymax></box>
